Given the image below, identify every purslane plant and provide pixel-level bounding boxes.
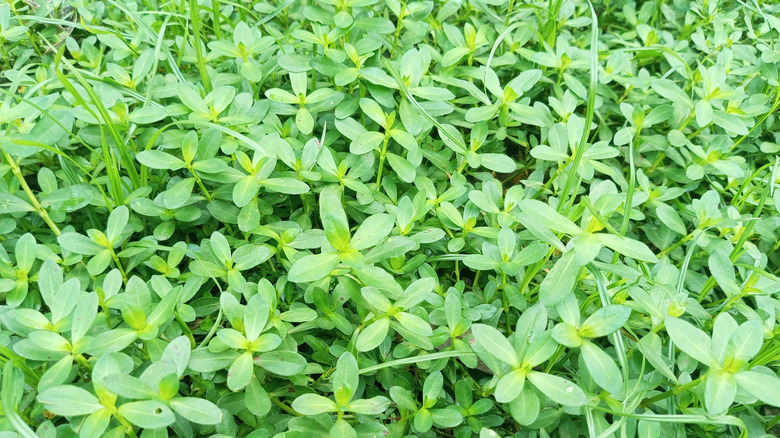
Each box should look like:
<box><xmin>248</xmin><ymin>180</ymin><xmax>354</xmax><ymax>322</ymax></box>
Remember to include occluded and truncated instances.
<box><xmin>0</xmin><ymin>0</ymin><xmax>779</xmax><ymax>437</ymax></box>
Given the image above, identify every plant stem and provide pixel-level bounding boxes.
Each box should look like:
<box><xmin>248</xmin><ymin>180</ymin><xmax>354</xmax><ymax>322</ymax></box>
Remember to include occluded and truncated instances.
<box><xmin>174</xmin><ymin>311</ymin><xmax>197</xmax><ymax>348</ymax></box>
<box><xmin>639</xmin><ymin>376</ymin><xmax>703</xmax><ymax>407</ymax></box>
<box><xmin>0</xmin><ymin>346</ymin><xmax>40</xmax><ymax>384</ymax></box>
<box><xmin>1</xmin><ymin>149</ymin><xmax>61</xmax><ymax>236</ymax></box>
<box><xmin>659</xmin><ymin>231</ymin><xmax>694</xmax><ymax>256</ymax></box>
<box><xmin>376</xmin><ymin>134</ymin><xmax>390</xmax><ymax>187</ymax></box>
<box><xmin>108</xmin><ymin>247</ymin><xmax>129</xmax><ymax>284</ymax></box>
<box><xmin>210</xmin><ymin>0</ymin><xmax>222</xmax><ymax>39</ymax></box>
<box><xmin>189</xmin><ymin>166</ymin><xmax>214</xmax><ymax>201</ymax></box>
<box><xmin>190</xmin><ymin>0</ymin><xmax>213</xmax><ymax>93</ymax></box>
<box><xmin>270</xmin><ymin>396</ymin><xmax>301</xmax><ymax>416</ymax></box>
<box><xmin>390</xmin><ymin>3</ymin><xmax>406</xmax><ymax>58</ymax></box>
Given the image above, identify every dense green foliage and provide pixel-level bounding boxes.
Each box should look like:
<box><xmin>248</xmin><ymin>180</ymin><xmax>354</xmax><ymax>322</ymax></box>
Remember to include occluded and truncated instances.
<box><xmin>1</xmin><ymin>0</ymin><xmax>780</xmax><ymax>437</ymax></box>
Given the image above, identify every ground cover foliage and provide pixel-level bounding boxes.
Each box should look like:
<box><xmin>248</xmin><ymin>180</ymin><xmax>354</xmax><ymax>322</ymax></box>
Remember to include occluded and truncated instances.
<box><xmin>0</xmin><ymin>0</ymin><xmax>779</xmax><ymax>436</ymax></box>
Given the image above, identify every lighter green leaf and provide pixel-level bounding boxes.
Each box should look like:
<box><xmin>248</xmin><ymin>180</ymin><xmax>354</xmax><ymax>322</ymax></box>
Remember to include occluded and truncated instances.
<box><xmin>38</xmin><ymin>386</ymin><xmax>103</xmax><ymax>416</ymax></box>
<box><xmin>665</xmin><ymin>317</ymin><xmax>717</xmax><ymax>367</ymax></box>
<box><xmin>539</xmin><ymin>251</ymin><xmax>579</xmax><ymax>305</ymax></box>
<box><xmin>495</xmin><ymin>369</ymin><xmax>526</xmax><ymax>403</ymax></box>
<box><xmin>581</xmin><ymin>341</ymin><xmax>623</xmax><ymax>395</ymax></box>
<box><xmin>527</xmin><ymin>372</ymin><xmax>587</xmax><ymax>406</ymax></box>
<box><xmin>288</xmin><ymin>253</ymin><xmax>340</xmax><ymax>283</ymax></box>
<box><xmin>471</xmin><ymin>324</ymin><xmax>520</xmax><ymax>367</ymax></box>
<box><xmin>705</xmin><ymin>370</ymin><xmax>736</xmax><ymax>414</ymax></box>
<box><xmin>517</xmin><ymin>200</ymin><xmax>581</xmax><ymax>235</ymax></box>
<box><xmin>356</xmin><ymin>317</ymin><xmax>390</xmax><ymax>352</ymax></box>
<box><xmin>117</xmin><ymin>400</ymin><xmax>175</xmax><ymax>429</ymax></box>
<box><xmin>656</xmin><ymin>203</ymin><xmax>686</xmax><ymax>235</ymax></box>
<box><xmin>579</xmin><ymin>305</ymin><xmax>631</xmax><ymax>338</ymax></box>
<box><xmin>291</xmin><ymin>394</ymin><xmax>337</xmax><ymax>415</ymax></box>
<box><xmin>597</xmin><ymin>234</ymin><xmax>658</xmax><ymax>262</ymax></box>
<box><xmin>735</xmin><ymin>370</ymin><xmax>780</xmax><ymax>407</ymax></box>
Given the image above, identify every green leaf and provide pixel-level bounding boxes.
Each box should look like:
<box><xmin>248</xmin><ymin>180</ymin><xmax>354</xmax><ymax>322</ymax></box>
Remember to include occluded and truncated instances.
<box><xmin>105</xmin><ymin>206</ymin><xmax>128</xmax><ymax>244</ymax></box>
<box><xmin>395</xmin><ymin>277</ymin><xmax>435</xmax><ymax>310</ymax></box>
<box><xmin>497</xmin><ymin>227</ymin><xmax>516</xmax><ymax>259</ymax></box>
<box><xmin>656</xmin><ymin>204</ymin><xmax>686</xmax><ymax>235</ymax></box>
<box><xmin>14</xmin><ymin>233</ymin><xmax>36</xmax><ymax>272</ymax></box>
<box><xmin>637</xmin><ymin>332</ymin><xmax>677</xmax><ymax>382</ymax></box>
<box><xmin>103</xmin><ymin>374</ymin><xmax>155</xmax><ymax>399</ymax></box>
<box><xmin>333</xmin><ymin>352</ymin><xmax>359</xmax><ymax>395</ymax></box>
<box><xmin>430</xmin><ymin>407</ymin><xmax>463</xmax><ymax>428</ymax></box>
<box><xmin>727</xmin><ymin>320</ymin><xmax>763</xmax><ymax>362</ymax></box>
<box><xmin>495</xmin><ymin>369</ymin><xmax>526</xmax><ymax>403</ymax></box>
<box><xmin>509</xmin><ymin>385</ymin><xmax>540</xmax><ymax>425</ymax></box>
<box><xmin>539</xmin><ymin>251</ymin><xmax>579</xmax><ymax>305</ymax></box>
<box><xmin>580</xmin><ymin>341</ymin><xmax>623</xmax><ymax>395</ymax></box>
<box><xmin>349</xmin><ymin>396</ymin><xmax>391</xmax><ymax>414</ymax></box>
<box><xmin>245</xmin><ymin>378</ymin><xmax>271</xmax><ymax>417</ymax></box>
<box><xmin>385</xmin><ymin>152</ymin><xmax>416</xmax><ymax>183</ymax></box>
<box><xmin>253</xmin><ymin>351</ymin><xmax>307</xmax><ymax>376</ymax></box>
<box><xmin>704</xmin><ymin>369</ymin><xmax>736</xmax><ymax>414</ymax></box>
<box><xmin>362</xmin><ymin>287</ymin><xmax>393</xmax><ymax>312</ymax></box>
<box><xmin>291</xmin><ymin>393</ymin><xmax>337</xmax><ymax>415</ymax></box>
<box><xmin>296</xmin><ymin>107</ymin><xmax>314</xmax><ymax>134</ymax></box>
<box><xmin>136</xmin><ymin>150</ymin><xmax>185</xmax><ymax>170</ymax></box>
<box><xmin>394</xmin><ymin>312</ymin><xmax>432</xmax><ymax>336</ymax></box>
<box><xmin>359</xmin><ymin>98</ymin><xmax>387</xmax><ymax>127</ymax></box>
<box><xmin>233</xmin><ymin>175</ymin><xmax>260</xmax><ymax>208</ymax></box>
<box><xmin>319</xmin><ymin>185</ymin><xmax>347</xmax><ymax>228</ymax></box>
<box><xmin>596</xmin><ymin>234</ymin><xmax>658</xmax><ymax>262</ymax></box>
<box><xmin>324</xmin><ymin>214</ymin><xmax>351</xmax><ymax>252</ymax></box>
<box><xmin>232</xmin><ymin>244</ymin><xmax>271</xmax><ymax>270</ymax></box>
<box><xmin>650</xmin><ymin>79</ymin><xmax>692</xmax><ymax>108</ymax></box>
<box><xmin>164</xmin><ymin>178</ymin><xmax>195</xmax><ymax>210</ymax></box>
<box><xmin>169</xmin><ymin>397</ymin><xmax>223</xmax><ymax>425</ymax></box>
<box><xmin>117</xmin><ymin>400</ymin><xmax>175</xmax><ymax>429</ymax></box>
<box><xmin>330</xmin><ymin>419</ymin><xmax>357</xmax><ymax>438</ymax></box>
<box><xmin>712</xmin><ymin>110</ymin><xmax>748</xmax><ymax>135</ymax></box>
<box><xmin>350</xmin><ymin>214</ymin><xmax>395</xmax><ymax>251</ymax></box>
<box><xmin>521</xmin><ymin>331</ymin><xmax>558</xmax><ymax>367</ymax></box>
<box><xmin>526</xmin><ymin>372</ymin><xmax>587</xmax><ymax>406</ymax></box>
<box><xmin>38</xmin><ymin>385</ymin><xmax>103</xmax><ymax>416</ymax></box>
<box><xmin>465</xmin><ymin>105</ymin><xmax>499</xmax><ymax>122</ymax></box>
<box><xmin>471</xmin><ymin>324</ymin><xmax>520</xmax><ymax>367</ymax></box>
<box><xmin>188</xmin><ymin>349</ymin><xmax>240</xmax><ymax>373</ymax></box>
<box><xmin>356</xmin><ymin>317</ymin><xmax>390</xmax><ymax>352</ymax></box>
<box><xmin>479</xmin><ymin>153</ymin><xmax>516</xmax><ymax>173</ymax></box>
<box><xmin>86</xmin><ymin>328</ymin><xmax>138</xmax><ymax>355</ymax></box>
<box><xmin>515</xmin><ymin>211</ymin><xmax>565</xmax><ymax>251</ymax></box>
<box><xmin>38</xmin><ymin>356</ymin><xmax>73</xmax><ymax>392</ymax></box>
<box><xmin>578</xmin><ymin>305</ymin><xmax>631</xmax><ymax>338</ymax></box>
<box><xmin>517</xmin><ymin>200</ymin><xmax>581</xmax><ymax>235</ymax></box>
<box><xmin>287</xmin><ymin>253</ymin><xmax>340</xmax><ymax>283</ymax></box>
<box><xmin>227</xmin><ymin>352</ymin><xmax>254</xmax><ymax>391</ymax></box>
<box><xmin>708</xmin><ymin>252</ymin><xmax>740</xmax><ymax>296</ymax></box>
<box><xmin>178</xmin><ymin>85</ymin><xmax>209</xmax><ymax>113</ymax></box>
<box><xmin>359</xmin><ymin>67</ymin><xmax>398</xmax><ymax>88</ymax></box>
<box><xmin>57</xmin><ymin>232</ymin><xmax>104</xmax><ymax>255</ymax></box>
<box><xmin>441</xmin><ymin>47</ymin><xmax>471</xmax><ymax>67</ymax></box>
<box><xmin>127</xmin><ymin>106</ymin><xmax>167</xmax><ymax>124</ymax></box>
<box><xmin>244</xmin><ymin>293</ymin><xmax>270</xmax><ymax>342</ymax></box>
<box><xmin>551</xmin><ymin>323</ymin><xmax>582</xmax><ymax>348</ymax></box>
<box><xmin>350</xmin><ymin>131</ymin><xmax>384</xmax><ymax>155</ymax></box>
<box><xmin>260</xmin><ymin>178</ymin><xmax>310</xmax><ymax>195</ymax></box>
<box><xmin>735</xmin><ymin>370</ymin><xmax>780</xmax><ymax>407</ymax></box>
<box><xmin>389</xmin><ymin>128</ymin><xmax>417</xmax><ymax>151</ymax></box>
<box><xmin>665</xmin><ymin>317</ymin><xmax>717</xmax><ymax>367</ymax></box>
<box><xmin>0</xmin><ymin>193</ymin><xmax>34</xmax><ymax>214</ymax></box>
